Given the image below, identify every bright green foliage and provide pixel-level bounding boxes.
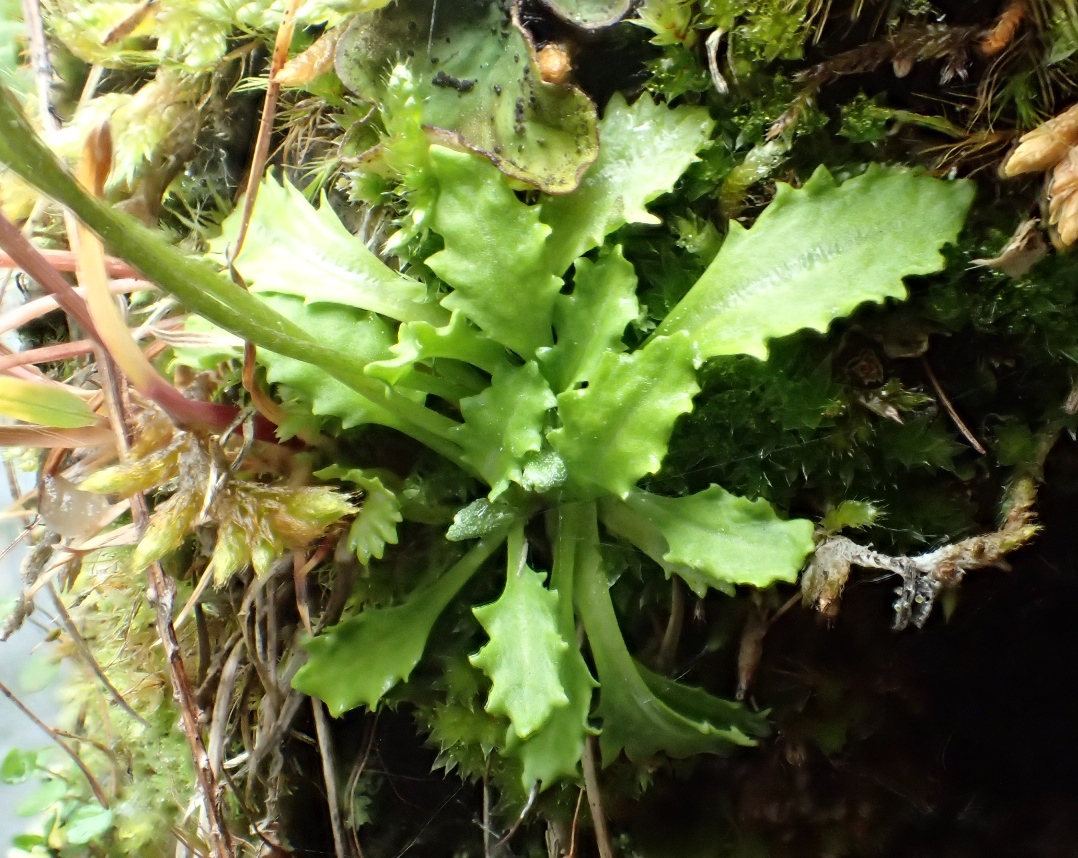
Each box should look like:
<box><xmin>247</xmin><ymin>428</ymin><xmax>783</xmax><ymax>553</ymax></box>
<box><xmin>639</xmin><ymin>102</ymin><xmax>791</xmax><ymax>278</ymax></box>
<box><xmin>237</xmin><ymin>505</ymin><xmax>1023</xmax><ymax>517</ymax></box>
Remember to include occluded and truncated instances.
<box><xmin>504</xmin><ymin>646</ymin><xmax>595</xmax><ymax>788</ymax></box>
<box><xmin>366</xmin><ymin>312</ymin><xmax>512</xmax><ymax>387</ymax></box>
<box><xmin>470</xmin><ymin>542</ymin><xmax>570</xmax><ymax>739</ymax></box>
<box><xmin>822</xmin><ymin>500</ymin><xmax>882</xmax><ymax>534</ymax></box>
<box><xmin>600</xmin><ymin>486</ymin><xmax>816</xmax><ymax>596</ymax></box>
<box><xmin>550</xmin><ymin>332</ymin><xmax>700</xmax><ymax>497</ymax></box>
<box><xmin>293</xmin><ymin>535</ymin><xmax>506</xmax><ymax>716</ymax></box>
<box><xmin>453</xmin><ymin>362</ymin><xmax>557</xmax><ymax>498</ymax></box>
<box><xmin>574</xmin><ymin>507</ymin><xmax>764</xmax><ymax>763</ymax></box>
<box><xmin>255</xmin><ymin>295</ymin><xmax>403</xmax><ymax>434</ymax></box>
<box><xmin>538</xmin><ymin>247</ymin><xmax>641</xmax><ymax>393</ymax></box>
<box><xmin>541</xmin><ymin>93</ymin><xmax>715</xmax><ymax>275</ymax></box>
<box><xmin>542</xmin><ymin>0</ymin><xmax>632</xmax><ymax>27</ymax></box>
<box><xmin>659</xmin><ymin>166</ymin><xmax>976</xmax><ymax>361</ymax></box>
<box><xmin>427</xmin><ymin>146</ymin><xmax>562</xmax><ymax>358</ymax></box>
<box><xmin>214</xmin><ymin>176</ymin><xmax>445</xmax><ymax>325</ymax></box>
<box><xmin>316</xmin><ymin>466</ymin><xmax>402</xmax><ymax>564</ymax></box>
<box><xmin>334</xmin><ymin>0</ymin><xmax>599</xmax><ymax>193</ymax></box>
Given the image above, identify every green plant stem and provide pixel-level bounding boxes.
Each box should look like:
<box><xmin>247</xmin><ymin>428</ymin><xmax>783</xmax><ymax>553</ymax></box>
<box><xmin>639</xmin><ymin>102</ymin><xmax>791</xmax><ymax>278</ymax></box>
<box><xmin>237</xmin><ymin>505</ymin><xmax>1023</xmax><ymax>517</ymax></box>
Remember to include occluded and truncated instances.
<box><xmin>0</xmin><ymin>84</ymin><xmax>469</xmax><ymax>469</ymax></box>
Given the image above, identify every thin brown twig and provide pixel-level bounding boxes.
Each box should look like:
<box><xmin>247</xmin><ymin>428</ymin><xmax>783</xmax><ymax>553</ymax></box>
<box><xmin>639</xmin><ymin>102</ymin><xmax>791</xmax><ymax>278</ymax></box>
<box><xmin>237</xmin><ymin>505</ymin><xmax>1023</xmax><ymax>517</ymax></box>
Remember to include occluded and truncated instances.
<box><xmin>0</xmin><ymin>249</ymin><xmax>141</xmax><ymax>279</ymax></box>
<box><xmin>581</xmin><ymin>735</ymin><xmax>614</xmax><ymax>858</ymax></box>
<box><xmin>921</xmin><ymin>356</ymin><xmax>986</xmax><ymax>454</ymax></box>
<box><xmin>312</xmin><ymin>699</ymin><xmax>348</xmax><ymax>858</ymax></box>
<box><xmin>48</xmin><ymin>583</ymin><xmax>150</xmax><ymax>727</ymax></box>
<box><xmin>567</xmin><ymin>788</ymin><xmax>584</xmax><ymax>858</ymax></box>
<box><xmin>0</xmin><ymin>676</ymin><xmax>111</xmax><ymax>808</ymax></box>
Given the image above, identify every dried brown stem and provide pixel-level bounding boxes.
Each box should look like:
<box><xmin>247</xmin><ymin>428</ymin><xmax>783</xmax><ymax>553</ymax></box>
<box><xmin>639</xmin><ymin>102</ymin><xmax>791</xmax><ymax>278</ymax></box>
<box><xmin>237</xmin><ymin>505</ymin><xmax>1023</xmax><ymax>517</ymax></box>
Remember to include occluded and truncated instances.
<box><xmin>922</xmin><ymin>357</ymin><xmax>986</xmax><ymax>454</ymax></box>
<box><xmin>312</xmin><ymin>699</ymin><xmax>348</xmax><ymax>858</ymax></box>
<box><xmin>582</xmin><ymin>735</ymin><xmax>614</xmax><ymax>858</ymax></box>
<box><xmin>0</xmin><ymin>676</ymin><xmax>111</xmax><ymax>808</ymax></box>
<box><xmin>48</xmin><ymin>583</ymin><xmax>149</xmax><ymax>726</ymax></box>
<box><xmin>0</xmin><ymin>249</ymin><xmax>141</xmax><ymax>279</ymax></box>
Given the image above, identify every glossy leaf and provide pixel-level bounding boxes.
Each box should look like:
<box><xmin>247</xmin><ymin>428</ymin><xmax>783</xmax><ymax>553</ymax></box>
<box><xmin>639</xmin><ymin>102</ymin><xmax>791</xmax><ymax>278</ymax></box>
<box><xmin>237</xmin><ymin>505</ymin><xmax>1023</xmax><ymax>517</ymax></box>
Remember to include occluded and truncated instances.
<box><xmin>600</xmin><ymin>486</ymin><xmax>816</xmax><ymax>596</ymax></box>
<box><xmin>0</xmin><ymin>378</ymin><xmax>99</xmax><ymax>429</ymax></box>
<box><xmin>293</xmin><ymin>534</ymin><xmax>506</xmax><ymax>716</ymax></box>
<box><xmin>453</xmin><ymin>361</ymin><xmax>556</xmax><ymax>496</ymax></box>
<box><xmin>538</xmin><ymin>246</ymin><xmax>640</xmax><ymax>393</ymax></box>
<box><xmin>549</xmin><ymin>332</ymin><xmax>699</xmax><ymax>498</ymax></box>
<box><xmin>335</xmin><ymin>0</ymin><xmax>599</xmax><ymax>193</ymax></box>
<box><xmin>658</xmin><ymin>165</ymin><xmax>975</xmax><ymax>361</ymax></box>
<box><xmin>427</xmin><ymin>146</ymin><xmax>562</xmax><ymax>358</ymax></box>
<box><xmin>470</xmin><ymin>547</ymin><xmax>570</xmax><ymax>739</ymax></box>
<box><xmin>212</xmin><ymin>175</ymin><xmax>446</xmax><ymax>326</ymax></box>
<box><xmin>541</xmin><ymin>93</ymin><xmax>714</xmax><ymax>275</ymax></box>
<box><xmin>366</xmin><ymin>311</ymin><xmax>512</xmax><ymax>388</ymax></box>
<box><xmin>504</xmin><ymin>646</ymin><xmax>594</xmax><ymax>788</ymax></box>
<box><xmin>539</xmin><ymin>0</ymin><xmax>632</xmax><ymax>27</ymax></box>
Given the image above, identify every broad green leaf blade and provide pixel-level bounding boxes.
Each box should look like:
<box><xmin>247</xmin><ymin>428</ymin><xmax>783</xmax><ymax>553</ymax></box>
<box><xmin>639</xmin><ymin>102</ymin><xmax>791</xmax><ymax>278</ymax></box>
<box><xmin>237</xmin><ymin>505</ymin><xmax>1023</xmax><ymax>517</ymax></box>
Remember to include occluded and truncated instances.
<box><xmin>601</xmin><ymin>486</ymin><xmax>816</xmax><ymax>597</ymax></box>
<box><xmin>453</xmin><ymin>361</ymin><xmax>557</xmax><ymax>497</ymax></box>
<box><xmin>540</xmin><ymin>0</ymin><xmax>631</xmax><ymax>27</ymax></box>
<box><xmin>366</xmin><ymin>312</ymin><xmax>512</xmax><ymax>387</ymax></box>
<box><xmin>549</xmin><ymin>332</ymin><xmax>699</xmax><ymax>498</ymax></box>
<box><xmin>537</xmin><ymin>246</ymin><xmax>640</xmax><ymax>393</ymax></box>
<box><xmin>0</xmin><ymin>378</ymin><xmax>99</xmax><ymax>429</ymax></box>
<box><xmin>574</xmin><ymin>505</ymin><xmax>759</xmax><ymax>764</ymax></box>
<box><xmin>427</xmin><ymin>146</ymin><xmax>563</xmax><ymax>358</ymax></box>
<box><xmin>504</xmin><ymin>646</ymin><xmax>595</xmax><ymax>789</ymax></box>
<box><xmin>316</xmin><ymin>466</ymin><xmax>402</xmax><ymax>565</ymax></box>
<box><xmin>658</xmin><ymin>165</ymin><xmax>975</xmax><ymax>361</ymax></box>
<box><xmin>293</xmin><ymin>534</ymin><xmax>506</xmax><ymax>716</ymax></box>
<box><xmin>470</xmin><ymin>554</ymin><xmax>570</xmax><ymax>739</ymax></box>
<box><xmin>540</xmin><ymin>93</ymin><xmax>714</xmax><ymax>275</ymax></box>
<box><xmin>212</xmin><ymin>175</ymin><xmax>446</xmax><ymax>326</ymax></box>
<box><xmin>335</xmin><ymin>0</ymin><xmax>599</xmax><ymax>193</ymax></box>
<box><xmin>255</xmin><ymin>295</ymin><xmax>406</xmax><ymax>434</ymax></box>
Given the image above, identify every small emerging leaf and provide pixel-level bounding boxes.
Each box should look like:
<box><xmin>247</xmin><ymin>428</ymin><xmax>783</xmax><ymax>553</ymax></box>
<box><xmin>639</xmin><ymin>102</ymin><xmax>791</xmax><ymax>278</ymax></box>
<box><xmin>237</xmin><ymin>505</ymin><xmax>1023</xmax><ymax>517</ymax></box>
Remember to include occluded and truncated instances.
<box><xmin>316</xmin><ymin>466</ymin><xmax>403</xmax><ymax>565</ymax></box>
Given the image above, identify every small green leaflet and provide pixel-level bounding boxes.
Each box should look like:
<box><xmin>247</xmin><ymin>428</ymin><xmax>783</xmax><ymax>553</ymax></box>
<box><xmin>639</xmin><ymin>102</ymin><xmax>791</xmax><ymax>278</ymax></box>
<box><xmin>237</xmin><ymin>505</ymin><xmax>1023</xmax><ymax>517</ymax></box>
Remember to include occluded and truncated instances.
<box><xmin>316</xmin><ymin>466</ymin><xmax>402</xmax><ymax>565</ymax></box>
<box><xmin>212</xmin><ymin>174</ymin><xmax>446</xmax><ymax>325</ymax></box>
<box><xmin>427</xmin><ymin>146</ymin><xmax>562</xmax><ymax>358</ymax></box>
<box><xmin>293</xmin><ymin>534</ymin><xmax>505</xmax><ymax>716</ymax></box>
<box><xmin>540</xmin><ymin>93</ymin><xmax>715</xmax><ymax>276</ymax></box>
<box><xmin>470</xmin><ymin>545</ymin><xmax>570</xmax><ymax>740</ymax></box>
<box><xmin>658</xmin><ymin>165</ymin><xmax>975</xmax><ymax>361</ymax></box>
<box><xmin>0</xmin><ymin>377</ymin><xmax>99</xmax><ymax>429</ymax></box>
<box><xmin>453</xmin><ymin>361</ymin><xmax>556</xmax><ymax>498</ymax></box>
<box><xmin>538</xmin><ymin>246</ymin><xmax>640</xmax><ymax>394</ymax></box>
<box><xmin>549</xmin><ymin>332</ymin><xmax>699</xmax><ymax>498</ymax></box>
<box><xmin>600</xmin><ymin>485</ymin><xmax>816</xmax><ymax>596</ymax></box>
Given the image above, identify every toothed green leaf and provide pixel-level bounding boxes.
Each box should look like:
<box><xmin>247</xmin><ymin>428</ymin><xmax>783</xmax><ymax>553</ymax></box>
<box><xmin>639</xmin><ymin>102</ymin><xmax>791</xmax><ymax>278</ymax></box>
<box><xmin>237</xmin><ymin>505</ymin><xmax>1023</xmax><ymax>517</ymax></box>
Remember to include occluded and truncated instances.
<box><xmin>504</xmin><ymin>645</ymin><xmax>594</xmax><ymax>789</ymax></box>
<box><xmin>453</xmin><ymin>361</ymin><xmax>557</xmax><ymax>497</ymax></box>
<box><xmin>549</xmin><ymin>332</ymin><xmax>699</xmax><ymax>498</ymax></box>
<box><xmin>470</xmin><ymin>562</ymin><xmax>570</xmax><ymax>740</ymax></box>
<box><xmin>293</xmin><ymin>536</ymin><xmax>505</xmax><ymax>716</ymax></box>
<box><xmin>600</xmin><ymin>486</ymin><xmax>816</xmax><ymax>596</ymax></box>
<box><xmin>538</xmin><ymin>246</ymin><xmax>640</xmax><ymax>393</ymax></box>
<box><xmin>427</xmin><ymin>146</ymin><xmax>562</xmax><ymax>358</ymax></box>
<box><xmin>316</xmin><ymin>466</ymin><xmax>402</xmax><ymax>565</ymax></box>
<box><xmin>658</xmin><ymin>165</ymin><xmax>975</xmax><ymax>361</ymax></box>
<box><xmin>540</xmin><ymin>93</ymin><xmax>714</xmax><ymax>275</ymax></box>
<box><xmin>212</xmin><ymin>175</ymin><xmax>446</xmax><ymax>325</ymax></box>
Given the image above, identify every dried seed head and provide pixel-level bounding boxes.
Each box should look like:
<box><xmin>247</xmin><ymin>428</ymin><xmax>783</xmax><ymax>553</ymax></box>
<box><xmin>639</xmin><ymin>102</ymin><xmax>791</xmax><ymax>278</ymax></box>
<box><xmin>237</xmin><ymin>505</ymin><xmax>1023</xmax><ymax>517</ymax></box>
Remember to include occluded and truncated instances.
<box><xmin>1003</xmin><ymin>102</ymin><xmax>1078</xmax><ymax>176</ymax></box>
